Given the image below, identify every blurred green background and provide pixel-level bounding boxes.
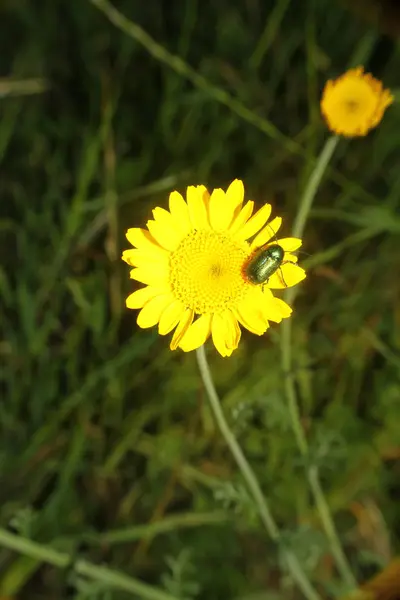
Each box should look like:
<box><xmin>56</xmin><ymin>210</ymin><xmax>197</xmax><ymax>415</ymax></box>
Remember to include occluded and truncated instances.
<box><xmin>1</xmin><ymin>0</ymin><xmax>400</xmax><ymax>598</ymax></box>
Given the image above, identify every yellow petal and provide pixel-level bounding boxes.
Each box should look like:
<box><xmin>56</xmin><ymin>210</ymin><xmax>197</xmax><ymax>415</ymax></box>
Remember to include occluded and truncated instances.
<box><xmin>122</xmin><ymin>249</ymin><xmax>139</xmax><ymax>266</ymax></box>
<box><xmin>126</xmin><ymin>286</ymin><xmax>160</xmax><ymax>309</ymax></box>
<box><xmin>229</xmin><ymin>200</ymin><xmax>254</xmax><ymax>234</ymax></box>
<box><xmin>168</xmin><ymin>191</ymin><xmax>191</xmax><ymax>235</ymax></box>
<box><xmin>122</xmin><ymin>248</ymin><xmax>169</xmax><ymax>269</ymax></box>
<box><xmin>208</xmin><ymin>188</ymin><xmax>231</xmax><ymax>231</ymax></box>
<box><xmin>260</xmin><ymin>294</ymin><xmax>292</xmax><ymax>323</ymax></box>
<box><xmin>147</xmin><ymin>219</ymin><xmax>182</xmax><ymax>251</ymax></box>
<box><xmin>276</xmin><ymin>237</ymin><xmax>302</xmax><ymax>252</ymax></box>
<box><xmin>226</xmin><ymin>179</ymin><xmax>244</xmax><ymax>218</ymax></box>
<box><xmin>197</xmin><ymin>185</ymin><xmax>210</xmax><ymax>209</ymax></box>
<box><xmin>272</xmin><ymin>297</ymin><xmax>292</xmax><ymax>319</ymax></box>
<box><xmin>170</xmin><ymin>308</ymin><xmax>194</xmax><ymax>350</ymax></box>
<box><xmin>137</xmin><ymin>293</ymin><xmax>174</xmax><ymax>328</ymax></box>
<box><xmin>235</xmin><ymin>204</ymin><xmax>272</xmax><ymax>241</ymax></box>
<box><xmin>158</xmin><ymin>299</ymin><xmax>185</xmax><ymax>335</ymax></box>
<box><xmin>234</xmin><ymin>290</ymin><xmax>269</xmax><ymax>335</ymax></box>
<box><xmin>178</xmin><ymin>314</ymin><xmax>212</xmax><ymax>352</ymax></box>
<box><xmin>251</xmin><ymin>216</ymin><xmax>282</xmax><ymax>249</ymax></box>
<box><xmin>209</xmin><ymin>180</ymin><xmax>244</xmax><ymax>231</ymax></box>
<box><xmin>267</xmin><ymin>263</ymin><xmax>306</xmax><ymax>289</ymax></box>
<box><xmin>130</xmin><ymin>266</ymin><xmax>169</xmax><ymax>288</ymax></box>
<box><xmin>129</xmin><ymin>257</ymin><xmax>169</xmax><ymax>281</ymax></box>
<box><xmin>186</xmin><ymin>185</ymin><xmax>209</xmax><ymax>229</ymax></box>
<box><xmin>211</xmin><ymin>312</ymin><xmax>240</xmax><ymax>357</ymax></box>
<box><xmin>152</xmin><ymin>207</ymin><xmax>183</xmax><ymax>240</ymax></box>
<box><xmin>211</xmin><ymin>313</ymin><xmax>229</xmax><ymax>357</ymax></box>
<box><xmin>226</xmin><ymin>312</ymin><xmax>241</xmax><ymax>350</ymax></box>
<box><xmin>126</xmin><ymin>227</ymin><xmax>161</xmax><ymax>251</ymax></box>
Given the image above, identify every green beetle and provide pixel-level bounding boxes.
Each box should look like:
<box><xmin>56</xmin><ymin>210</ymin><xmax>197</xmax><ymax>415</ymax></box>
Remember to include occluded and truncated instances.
<box><xmin>244</xmin><ymin>243</ymin><xmax>295</xmax><ymax>287</ymax></box>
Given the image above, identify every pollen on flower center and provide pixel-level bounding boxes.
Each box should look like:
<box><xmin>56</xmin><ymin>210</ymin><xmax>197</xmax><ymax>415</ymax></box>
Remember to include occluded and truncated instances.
<box><xmin>345</xmin><ymin>99</ymin><xmax>360</xmax><ymax>113</ymax></box>
<box><xmin>170</xmin><ymin>229</ymin><xmax>249</xmax><ymax>314</ymax></box>
<box><xmin>210</xmin><ymin>263</ymin><xmax>222</xmax><ymax>278</ymax></box>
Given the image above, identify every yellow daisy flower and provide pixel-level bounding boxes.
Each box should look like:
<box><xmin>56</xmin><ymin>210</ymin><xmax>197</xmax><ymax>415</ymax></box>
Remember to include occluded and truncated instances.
<box><xmin>122</xmin><ymin>180</ymin><xmax>306</xmax><ymax>357</ymax></box>
<box><xmin>321</xmin><ymin>66</ymin><xmax>393</xmax><ymax>137</ymax></box>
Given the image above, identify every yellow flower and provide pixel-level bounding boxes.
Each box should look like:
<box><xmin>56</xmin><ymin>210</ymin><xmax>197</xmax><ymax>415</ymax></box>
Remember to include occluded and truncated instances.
<box><xmin>122</xmin><ymin>180</ymin><xmax>306</xmax><ymax>357</ymax></box>
<box><xmin>321</xmin><ymin>67</ymin><xmax>393</xmax><ymax>137</ymax></box>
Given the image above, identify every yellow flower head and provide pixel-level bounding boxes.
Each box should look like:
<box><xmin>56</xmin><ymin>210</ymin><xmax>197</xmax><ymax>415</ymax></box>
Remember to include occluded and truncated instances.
<box><xmin>321</xmin><ymin>67</ymin><xmax>393</xmax><ymax>137</ymax></box>
<box><xmin>122</xmin><ymin>180</ymin><xmax>306</xmax><ymax>357</ymax></box>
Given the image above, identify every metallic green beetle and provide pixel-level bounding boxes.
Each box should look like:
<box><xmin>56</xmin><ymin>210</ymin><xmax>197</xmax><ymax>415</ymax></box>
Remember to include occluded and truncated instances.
<box><xmin>244</xmin><ymin>243</ymin><xmax>287</xmax><ymax>286</ymax></box>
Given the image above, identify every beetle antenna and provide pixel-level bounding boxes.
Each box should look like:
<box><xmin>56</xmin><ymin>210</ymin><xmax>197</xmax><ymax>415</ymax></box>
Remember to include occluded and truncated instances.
<box><xmin>262</xmin><ymin>223</ymin><xmax>309</xmax><ymax>257</ymax></box>
<box><xmin>259</xmin><ymin>222</ymin><xmax>280</xmax><ymax>246</ymax></box>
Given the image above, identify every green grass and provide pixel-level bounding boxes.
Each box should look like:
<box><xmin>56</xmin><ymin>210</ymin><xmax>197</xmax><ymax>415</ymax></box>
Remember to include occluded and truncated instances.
<box><xmin>1</xmin><ymin>0</ymin><xmax>399</xmax><ymax>598</ymax></box>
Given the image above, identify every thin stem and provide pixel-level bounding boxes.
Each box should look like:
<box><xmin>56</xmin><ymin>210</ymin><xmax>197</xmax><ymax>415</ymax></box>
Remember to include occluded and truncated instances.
<box><xmin>74</xmin><ymin>560</ymin><xmax>176</xmax><ymax>599</ymax></box>
<box><xmin>0</xmin><ymin>528</ymin><xmax>180</xmax><ymax>600</ymax></box>
<box><xmin>0</xmin><ymin>528</ymin><xmax>70</xmax><ymax>568</ymax></box>
<box><xmin>293</xmin><ymin>136</ymin><xmax>339</xmax><ymax>247</ymax></box>
<box><xmin>196</xmin><ymin>346</ymin><xmax>321</xmax><ymax>600</ymax></box>
<box><xmin>196</xmin><ymin>346</ymin><xmax>279</xmax><ymax>539</ymax></box>
<box><xmin>280</xmin><ymin>136</ymin><xmax>356</xmax><ymax>589</ymax></box>
<box><xmin>96</xmin><ymin>511</ymin><xmax>229</xmax><ymax>544</ymax></box>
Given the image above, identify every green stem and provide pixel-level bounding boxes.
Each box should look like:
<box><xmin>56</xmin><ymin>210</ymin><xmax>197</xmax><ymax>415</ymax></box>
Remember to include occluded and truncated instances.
<box><xmin>96</xmin><ymin>511</ymin><xmax>229</xmax><ymax>544</ymax></box>
<box><xmin>196</xmin><ymin>345</ymin><xmax>321</xmax><ymax>600</ymax></box>
<box><xmin>74</xmin><ymin>560</ymin><xmax>176</xmax><ymax>599</ymax></box>
<box><xmin>0</xmin><ymin>528</ymin><xmax>70</xmax><ymax>568</ymax></box>
<box><xmin>293</xmin><ymin>136</ymin><xmax>339</xmax><ymax>244</ymax></box>
<box><xmin>0</xmin><ymin>528</ymin><xmax>180</xmax><ymax>600</ymax></box>
<box><xmin>280</xmin><ymin>136</ymin><xmax>356</xmax><ymax>589</ymax></box>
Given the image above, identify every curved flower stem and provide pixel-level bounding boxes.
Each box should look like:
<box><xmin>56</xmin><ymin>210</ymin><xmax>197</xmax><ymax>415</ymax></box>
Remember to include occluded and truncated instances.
<box><xmin>281</xmin><ymin>135</ymin><xmax>356</xmax><ymax>589</ymax></box>
<box><xmin>196</xmin><ymin>345</ymin><xmax>321</xmax><ymax>600</ymax></box>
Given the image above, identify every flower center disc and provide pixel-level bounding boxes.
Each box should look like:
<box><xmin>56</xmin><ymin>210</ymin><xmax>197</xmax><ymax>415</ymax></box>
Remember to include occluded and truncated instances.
<box><xmin>170</xmin><ymin>230</ymin><xmax>249</xmax><ymax>314</ymax></box>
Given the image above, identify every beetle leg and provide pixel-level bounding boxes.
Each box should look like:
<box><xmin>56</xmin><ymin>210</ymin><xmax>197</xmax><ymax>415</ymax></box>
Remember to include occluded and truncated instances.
<box><xmin>277</xmin><ymin>268</ymin><xmax>288</xmax><ymax>287</ymax></box>
<box><xmin>278</xmin><ymin>259</ymin><xmax>298</xmax><ymax>288</ymax></box>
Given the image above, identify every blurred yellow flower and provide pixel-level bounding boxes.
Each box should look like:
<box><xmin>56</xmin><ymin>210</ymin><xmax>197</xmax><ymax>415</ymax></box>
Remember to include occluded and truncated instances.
<box><xmin>321</xmin><ymin>67</ymin><xmax>393</xmax><ymax>137</ymax></box>
<box><xmin>122</xmin><ymin>180</ymin><xmax>305</xmax><ymax>357</ymax></box>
